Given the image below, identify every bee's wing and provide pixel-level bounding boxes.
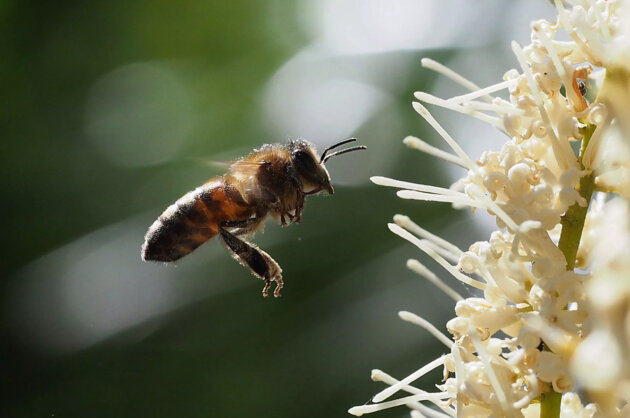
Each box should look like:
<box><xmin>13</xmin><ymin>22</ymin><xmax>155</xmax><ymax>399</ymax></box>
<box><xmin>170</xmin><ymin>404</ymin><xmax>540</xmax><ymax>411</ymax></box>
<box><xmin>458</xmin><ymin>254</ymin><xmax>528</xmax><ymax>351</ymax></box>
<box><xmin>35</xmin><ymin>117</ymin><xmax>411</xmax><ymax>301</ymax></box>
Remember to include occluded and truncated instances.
<box><xmin>200</xmin><ymin>160</ymin><xmax>266</xmax><ymax>180</ymax></box>
<box><xmin>207</xmin><ymin>160</ymin><xmax>232</xmax><ymax>169</ymax></box>
<box><xmin>229</xmin><ymin>160</ymin><xmax>269</xmax><ymax>176</ymax></box>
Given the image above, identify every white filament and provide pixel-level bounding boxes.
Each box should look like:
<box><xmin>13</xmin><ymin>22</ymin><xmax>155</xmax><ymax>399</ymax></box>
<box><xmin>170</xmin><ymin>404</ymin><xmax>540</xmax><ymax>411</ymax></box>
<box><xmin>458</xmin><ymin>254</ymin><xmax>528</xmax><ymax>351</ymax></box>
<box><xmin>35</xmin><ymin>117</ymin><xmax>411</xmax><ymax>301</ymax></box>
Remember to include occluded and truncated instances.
<box><xmin>407</xmin><ymin>259</ymin><xmax>464</xmax><ymax>302</ymax></box>
<box><xmin>389</xmin><ymin>223</ymin><xmax>487</xmax><ymax>291</ymax></box>
<box><xmin>403</xmin><ymin>136</ymin><xmax>466</xmax><ymax>167</ymax></box>
<box><xmin>399</xmin><ymin>311</ymin><xmax>452</xmax><ymax>348</ymax></box>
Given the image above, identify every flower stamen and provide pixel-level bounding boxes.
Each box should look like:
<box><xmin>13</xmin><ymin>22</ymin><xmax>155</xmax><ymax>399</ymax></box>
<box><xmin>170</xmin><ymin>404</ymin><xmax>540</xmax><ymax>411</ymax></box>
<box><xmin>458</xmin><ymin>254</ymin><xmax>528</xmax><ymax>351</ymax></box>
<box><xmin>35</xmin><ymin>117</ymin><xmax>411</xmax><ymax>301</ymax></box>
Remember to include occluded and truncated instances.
<box><xmin>399</xmin><ymin>311</ymin><xmax>453</xmax><ymax>348</ymax></box>
<box><xmin>403</xmin><ymin>136</ymin><xmax>467</xmax><ymax>168</ymax></box>
<box><xmin>406</xmin><ymin>259</ymin><xmax>464</xmax><ymax>302</ymax></box>
<box><xmin>410</xmin><ymin>102</ymin><xmax>477</xmax><ymax>170</ymax></box>
<box><xmin>447</xmin><ymin>79</ymin><xmax>518</xmax><ymax>104</ymax></box>
<box><xmin>388</xmin><ymin>223</ymin><xmax>487</xmax><ymax>291</ymax></box>
<box><xmin>372</xmin><ymin>355</ymin><xmax>447</xmax><ymax>403</ymax></box>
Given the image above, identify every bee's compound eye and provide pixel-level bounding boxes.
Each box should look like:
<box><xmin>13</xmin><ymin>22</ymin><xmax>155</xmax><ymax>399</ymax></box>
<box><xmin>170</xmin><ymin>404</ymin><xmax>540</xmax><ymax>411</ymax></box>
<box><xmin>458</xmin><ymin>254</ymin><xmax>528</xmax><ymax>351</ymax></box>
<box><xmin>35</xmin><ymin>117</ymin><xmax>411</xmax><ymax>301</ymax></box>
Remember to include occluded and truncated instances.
<box><xmin>292</xmin><ymin>149</ymin><xmax>309</xmax><ymax>162</ymax></box>
<box><xmin>292</xmin><ymin>149</ymin><xmax>316</xmax><ymax>169</ymax></box>
<box><xmin>292</xmin><ymin>149</ymin><xmax>323</xmax><ymax>183</ymax></box>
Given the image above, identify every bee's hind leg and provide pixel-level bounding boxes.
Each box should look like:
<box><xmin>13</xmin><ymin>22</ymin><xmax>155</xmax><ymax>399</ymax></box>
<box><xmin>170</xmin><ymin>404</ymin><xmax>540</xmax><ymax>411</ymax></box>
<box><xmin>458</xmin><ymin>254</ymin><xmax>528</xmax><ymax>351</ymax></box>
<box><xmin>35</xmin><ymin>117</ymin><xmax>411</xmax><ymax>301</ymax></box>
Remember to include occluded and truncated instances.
<box><xmin>219</xmin><ymin>220</ymin><xmax>284</xmax><ymax>297</ymax></box>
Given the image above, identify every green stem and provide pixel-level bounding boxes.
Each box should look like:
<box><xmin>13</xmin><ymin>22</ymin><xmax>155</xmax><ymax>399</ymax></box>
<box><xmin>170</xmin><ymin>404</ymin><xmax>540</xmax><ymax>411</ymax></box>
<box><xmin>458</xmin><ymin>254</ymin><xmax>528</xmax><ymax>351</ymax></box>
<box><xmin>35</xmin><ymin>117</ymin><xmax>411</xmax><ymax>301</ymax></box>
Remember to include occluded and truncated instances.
<box><xmin>539</xmin><ymin>123</ymin><xmax>596</xmax><ymax>418</ymax></box>
<box><xmin>557</xmin><ymin>123</ymin><xmax>596</xmax><ymax>270</ymax></box>
<box><xmin>540</xmin><ymin>390</ymin><xmax>562</xmax><ymax>418</ymax></box>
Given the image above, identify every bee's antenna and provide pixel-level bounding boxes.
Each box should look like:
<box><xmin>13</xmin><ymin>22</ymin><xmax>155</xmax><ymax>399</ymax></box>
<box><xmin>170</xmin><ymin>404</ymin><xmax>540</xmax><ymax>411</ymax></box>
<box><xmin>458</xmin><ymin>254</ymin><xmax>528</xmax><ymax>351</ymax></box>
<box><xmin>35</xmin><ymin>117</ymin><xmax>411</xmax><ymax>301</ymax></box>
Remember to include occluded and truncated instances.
<box><xmin>321</xmin><ymin>145</ymin><xmax>367</xmax><ymax>163</ymax></box>
<box><xmin>320</xmin><ymin>138</ymin><xmax>358</xmax><ymax>163</ymax></box>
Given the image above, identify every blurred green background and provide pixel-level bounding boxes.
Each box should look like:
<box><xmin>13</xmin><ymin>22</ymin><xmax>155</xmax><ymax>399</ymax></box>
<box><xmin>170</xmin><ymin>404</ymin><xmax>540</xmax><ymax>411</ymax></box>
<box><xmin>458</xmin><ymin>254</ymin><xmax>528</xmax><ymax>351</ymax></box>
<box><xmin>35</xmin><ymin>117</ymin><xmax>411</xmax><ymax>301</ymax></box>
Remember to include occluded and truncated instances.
<box><xmin>1</xmin><ymin>1</ymin><xmax>554</xmax><ymax>417</ymax></box>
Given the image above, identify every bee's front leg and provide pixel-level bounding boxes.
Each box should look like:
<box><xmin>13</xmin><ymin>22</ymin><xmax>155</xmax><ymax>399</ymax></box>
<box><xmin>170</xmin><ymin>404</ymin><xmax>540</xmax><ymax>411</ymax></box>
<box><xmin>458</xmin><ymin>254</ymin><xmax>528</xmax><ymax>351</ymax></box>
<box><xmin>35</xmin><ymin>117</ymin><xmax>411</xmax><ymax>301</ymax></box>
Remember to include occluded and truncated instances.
<box><xmin>279</xmin><ymin>210</ymin><xmax>288</xmax><ymax>226</ymax></box>
<box><xmin>285</xmin><ymin>165</ymin><xmax>304</xmax><ymax>224</ymax></box>
<box><xmin>277</xmin><ymin>203</ymin><xmax>295</xmax><ymax>226</ymax></box>
<box><xmin>294</xmin><ymin>191</ymin><xmax>305</xmax><ymax>223</ymax></box>
<box><xmin>261</xmin><ymin>189</ymin><xmax>289</xmax><ymax>226</ymax></box>
<box><xmin>270</xmin><ymin>201</ymin><xmax>286</xmax><ymax>226</ymax></box>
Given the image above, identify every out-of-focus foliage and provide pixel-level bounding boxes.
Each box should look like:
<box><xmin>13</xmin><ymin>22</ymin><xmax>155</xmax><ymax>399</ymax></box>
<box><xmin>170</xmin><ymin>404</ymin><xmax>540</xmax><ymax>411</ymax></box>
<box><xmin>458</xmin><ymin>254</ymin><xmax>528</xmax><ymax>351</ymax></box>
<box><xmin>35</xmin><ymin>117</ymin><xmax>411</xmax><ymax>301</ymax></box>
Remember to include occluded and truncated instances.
<box><xmin>0</xmin><ymin>1</ymin><xmax>552</xmax><ymax>417</ymax></box>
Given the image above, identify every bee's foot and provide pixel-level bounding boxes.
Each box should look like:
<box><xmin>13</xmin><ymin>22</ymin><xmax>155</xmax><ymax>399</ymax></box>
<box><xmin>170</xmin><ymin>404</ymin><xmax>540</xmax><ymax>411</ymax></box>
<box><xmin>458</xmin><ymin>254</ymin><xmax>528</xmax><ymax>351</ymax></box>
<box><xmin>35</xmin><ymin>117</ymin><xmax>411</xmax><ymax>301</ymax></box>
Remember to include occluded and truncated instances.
<box><xmin>273</xmin><ymin>279</ymin><xmax>284</xmax><ymax>298</ymax></box>
<box><xmin>262</xmin><ymin>279</ymin><xmax>272</xmax><ymax>297</ymax></box>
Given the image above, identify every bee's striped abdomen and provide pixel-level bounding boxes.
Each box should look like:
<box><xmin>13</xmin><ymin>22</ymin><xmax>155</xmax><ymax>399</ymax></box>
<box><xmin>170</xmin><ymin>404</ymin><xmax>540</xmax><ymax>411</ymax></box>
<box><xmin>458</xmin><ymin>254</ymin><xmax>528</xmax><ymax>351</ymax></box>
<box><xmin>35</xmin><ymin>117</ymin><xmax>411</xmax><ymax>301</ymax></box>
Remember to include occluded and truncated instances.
<box><xmin>142</xmin><ymin>180</ymin><xmax>252</xmax><ymax>262</ymax></box>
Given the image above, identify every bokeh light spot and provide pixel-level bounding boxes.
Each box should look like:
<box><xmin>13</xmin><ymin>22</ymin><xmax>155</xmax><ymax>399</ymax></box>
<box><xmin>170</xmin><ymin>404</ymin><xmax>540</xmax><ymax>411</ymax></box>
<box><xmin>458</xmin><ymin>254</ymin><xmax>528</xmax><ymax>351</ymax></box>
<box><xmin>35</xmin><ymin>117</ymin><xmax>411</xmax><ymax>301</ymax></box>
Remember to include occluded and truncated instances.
<box><xmin>84</xmin><ymin>63</ymin><xmax>194</xmax><ymax>167</ymax></box>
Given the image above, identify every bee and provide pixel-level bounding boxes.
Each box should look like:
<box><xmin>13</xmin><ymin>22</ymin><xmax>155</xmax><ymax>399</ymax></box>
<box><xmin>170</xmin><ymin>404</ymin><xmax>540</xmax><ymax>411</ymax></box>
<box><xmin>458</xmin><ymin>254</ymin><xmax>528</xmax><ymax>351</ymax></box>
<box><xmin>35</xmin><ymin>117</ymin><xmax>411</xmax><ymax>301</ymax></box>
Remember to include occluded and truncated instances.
<box><xmin>141</xmin><ymin>138</ymin><xmax>366</xmax><ymax>297</ymax></box>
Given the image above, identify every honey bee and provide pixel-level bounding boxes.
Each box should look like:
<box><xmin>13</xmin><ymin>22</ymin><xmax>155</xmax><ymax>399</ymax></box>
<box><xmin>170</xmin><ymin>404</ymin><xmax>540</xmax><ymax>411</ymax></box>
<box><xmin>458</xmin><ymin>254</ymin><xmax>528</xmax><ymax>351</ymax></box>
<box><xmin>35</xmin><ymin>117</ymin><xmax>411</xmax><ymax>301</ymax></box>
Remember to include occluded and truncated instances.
<box><xmin>141</xmin><ymin>138</ymin><xmax>366</xmax><ymax>297</ymax></box>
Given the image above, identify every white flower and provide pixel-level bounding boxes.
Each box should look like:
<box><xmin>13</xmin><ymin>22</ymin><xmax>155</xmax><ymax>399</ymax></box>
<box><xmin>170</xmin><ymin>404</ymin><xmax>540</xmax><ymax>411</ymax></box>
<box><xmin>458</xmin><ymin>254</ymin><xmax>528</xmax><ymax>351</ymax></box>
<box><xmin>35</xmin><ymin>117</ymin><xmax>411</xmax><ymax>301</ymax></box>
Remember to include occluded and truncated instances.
<box><xmin>570</xmin><ymin>198</ymin><xmax>630</xmax><ymax>416</ymax></box>
<box><xmin>351</xmin><ymin>0</ymin><xmax>630</xmax><ymax>417</ymax></box>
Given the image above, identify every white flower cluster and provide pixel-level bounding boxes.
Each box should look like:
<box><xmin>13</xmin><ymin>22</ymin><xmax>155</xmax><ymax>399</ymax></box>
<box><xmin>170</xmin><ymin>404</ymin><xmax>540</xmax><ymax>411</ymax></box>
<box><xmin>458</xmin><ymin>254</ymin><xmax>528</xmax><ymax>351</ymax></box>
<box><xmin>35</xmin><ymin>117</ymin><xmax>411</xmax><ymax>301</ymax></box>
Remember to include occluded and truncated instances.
<box><xmin>351</xmin><ymin>1</ymin><xmax>630</xmax><ymax>417</ymax></box>
<box><xmin>570</xmin><ymin>195</ymin><xmax>630</xmax><ymax>416</ymax></box>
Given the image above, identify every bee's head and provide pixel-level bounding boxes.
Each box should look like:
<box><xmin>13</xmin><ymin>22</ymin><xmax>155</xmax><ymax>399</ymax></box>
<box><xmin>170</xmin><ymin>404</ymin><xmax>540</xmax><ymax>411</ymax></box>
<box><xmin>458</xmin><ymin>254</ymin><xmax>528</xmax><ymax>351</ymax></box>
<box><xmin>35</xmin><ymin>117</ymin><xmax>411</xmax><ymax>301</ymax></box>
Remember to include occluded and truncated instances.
<box><xmin>289</xmin><ymin>138</ymin><xmax>366</xmax><ymax>195</ymax></box>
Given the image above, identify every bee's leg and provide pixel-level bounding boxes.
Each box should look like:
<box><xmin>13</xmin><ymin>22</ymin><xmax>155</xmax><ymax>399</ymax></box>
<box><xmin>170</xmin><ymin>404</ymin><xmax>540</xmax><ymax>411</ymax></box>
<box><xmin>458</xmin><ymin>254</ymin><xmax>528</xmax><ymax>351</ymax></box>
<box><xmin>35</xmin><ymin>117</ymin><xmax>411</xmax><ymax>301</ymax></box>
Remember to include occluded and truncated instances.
<box><xmin>286</xmin><ymin>165</ymin><xmax>304</xmax><ymax>224</ymax></box>
<box><xmin>219</xmin><ymin>221</ymin><xmax>284</xmax><ymax>297</ymax></box>
<box><xmin>294</xmin><ymin>191</ymin><xmax>305</xmax><ymax>223</ymax></box>
<box><xmin>277</xmin><ymin>205</ymin><xmax>295</xmax><ymax>226</ymax></box>
<box><xmin>224</xmin><ymin>218</ymin><xmax>264</xmax><ymax>237</ymax></box>
<box><xmin>257</xmin><ymin>188</ymin><xmax>290</xmax><ymax>226</ymax></box>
